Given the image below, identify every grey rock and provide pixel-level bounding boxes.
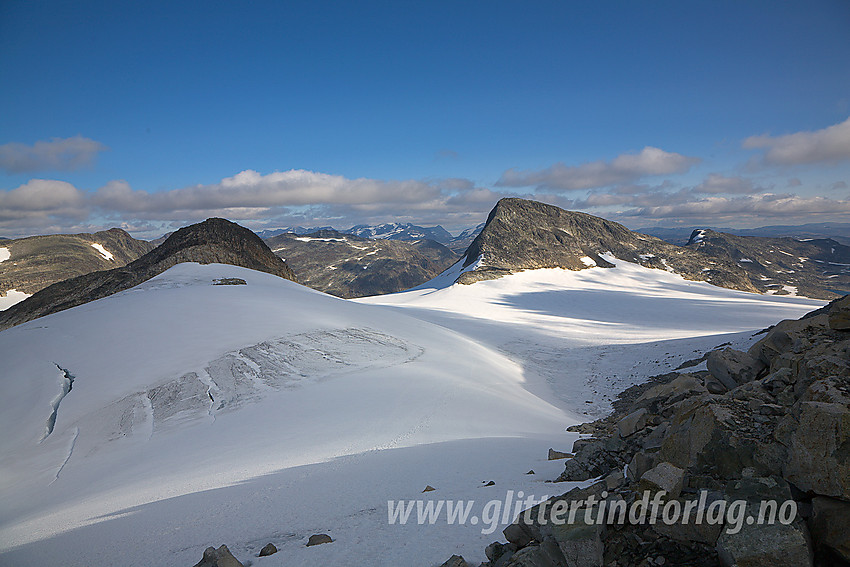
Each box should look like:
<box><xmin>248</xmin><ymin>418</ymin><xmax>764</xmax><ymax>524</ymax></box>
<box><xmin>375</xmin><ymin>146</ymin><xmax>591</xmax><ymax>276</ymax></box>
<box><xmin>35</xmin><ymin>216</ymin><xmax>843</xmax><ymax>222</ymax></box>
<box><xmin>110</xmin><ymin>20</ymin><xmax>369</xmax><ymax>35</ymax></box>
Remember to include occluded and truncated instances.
<box><xmin>627</xmin><ymin>452</ymin><xmax>657</xmax><ymax>482</ymax></box>
<box><xmin>306</xmin><ymin>533</ymin><xmax>333</xmax><ymax>546</ymax></box>
<box><xmin>651</xmin><ymin>493</ymin><xmax>724</xmax><ymax>545</ymax></box>
<box><xmin>486</xmin><ymin>541</ymin><xmax>517</xmax><ymax>563</ymax></box>
<box><xmin>502</xmin><ymin>542</ymin><xmax>563</xmax><ymax>567</ymax></box>
<box><xmin>548</xmin><ymin>448</ymin><xmax>572</xmax><ymax>460</ymax></box>
<box><xmin>439</xmin><ymin>555</ymin><xmax>470</xmax><ymax>567</ymax></box>
<box><xmin>716</xmin><ymin>520</ymin><xmax>813</xmax><ymax>567</ymax></box>
<box><xmin>828</xmin><ymin>294</ymin><xmax>850</xmax><ymax>330</ymax></box>
<box><xmin>617</xmin><ymin>408</ymin><xmax>649</xmax><ymax>438</ymax></box>
<box><xmin>192</xmin><ymin>545</ymin><xmax>244</xmax><ymax>567</ymax></box>
<box><xmin>706</xmin><ymin>348</ymin><xmax>764</xmax><ymax>390</ymax></box>
<box><xmin>504</xmin><ymin>522</ymin><xmax>533</xmax><ymax>548</ymax></box>
<box><xmin>810</xmin><ymin>496</ymin><xmax>850</xmax><ymax>561</ymax></box>
<box><xmin>783</xmin><ymin>400</ymin><xmax>850</xmax><ymax>500</ymax></box>
<box><xmin>547</xmin><ymin>520</ymin><xmax>604</xmax><ymax>567</ymax></box>
<box><xmin>638</xmin><ymin>462</ymin><xmax>685</xmax><ymax>499</ymax></box>
<box><xmin>258</xmin><ymin>543</ymin><xmax>277</xmax><ymax>556</ymax></box>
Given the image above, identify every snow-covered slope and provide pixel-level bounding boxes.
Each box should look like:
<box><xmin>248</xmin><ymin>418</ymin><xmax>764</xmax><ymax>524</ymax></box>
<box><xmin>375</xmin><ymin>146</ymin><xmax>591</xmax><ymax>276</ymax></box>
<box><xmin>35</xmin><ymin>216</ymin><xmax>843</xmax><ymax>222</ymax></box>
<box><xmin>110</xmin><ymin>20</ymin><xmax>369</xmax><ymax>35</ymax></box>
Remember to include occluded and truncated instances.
<box><xmin>0</xmin><ymin>263</ymin><xmax>569</xmax><ymax>566</ymax></box>
<box><xmin>0</xmin><ymin>258</ymin><xmax>824</xmax><ymax>566</ymax></box>
<box><xmin>360</xmin><ymin>255</ymin><xmax>823</xmax><ymax>418</ymax></box>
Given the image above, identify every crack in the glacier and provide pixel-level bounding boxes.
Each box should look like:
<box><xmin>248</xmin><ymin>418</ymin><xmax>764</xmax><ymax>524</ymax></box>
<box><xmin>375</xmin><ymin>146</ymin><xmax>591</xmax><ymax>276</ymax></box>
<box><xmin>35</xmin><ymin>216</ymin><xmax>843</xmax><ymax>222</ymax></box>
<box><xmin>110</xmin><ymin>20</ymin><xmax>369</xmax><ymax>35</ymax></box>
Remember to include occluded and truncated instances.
<box><xmin>40</xmin><ymin>364</ymin><xmax>76</xmax><ymax>443</ymax></box>
<box><xmin>49</xmin><ymin>426</ymin><xmax>79</xmax><ymax>484</ymax></box>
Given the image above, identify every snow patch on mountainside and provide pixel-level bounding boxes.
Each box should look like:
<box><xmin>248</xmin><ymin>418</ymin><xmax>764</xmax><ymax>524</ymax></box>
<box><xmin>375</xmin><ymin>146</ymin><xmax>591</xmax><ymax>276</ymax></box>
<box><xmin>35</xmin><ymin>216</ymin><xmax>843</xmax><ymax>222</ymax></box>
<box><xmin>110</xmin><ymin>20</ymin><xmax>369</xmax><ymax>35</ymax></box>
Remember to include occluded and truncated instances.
<box><xmin>0</xmin><ymin>288</ymin><xmax>31</xmax><ymax>310</ymax></box>
<box><xmin>0</xmin><ymin>247</ymin><xmax>9</xmax><ymax>263</ymax></box>
<box><xmin>90</xmin><ymin>243</ymin><xmax>114</xmax><ymax>260</ymax></box>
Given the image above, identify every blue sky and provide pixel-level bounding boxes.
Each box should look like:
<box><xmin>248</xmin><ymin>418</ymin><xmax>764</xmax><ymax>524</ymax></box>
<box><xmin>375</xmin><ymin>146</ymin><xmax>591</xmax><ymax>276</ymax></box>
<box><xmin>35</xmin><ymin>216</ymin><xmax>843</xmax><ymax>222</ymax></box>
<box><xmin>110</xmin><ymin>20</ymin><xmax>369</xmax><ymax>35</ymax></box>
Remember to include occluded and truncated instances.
<box><xmin>1</xmin><ymin>0</ymin><xmax>849</xmax><ymax>238</ymax></box>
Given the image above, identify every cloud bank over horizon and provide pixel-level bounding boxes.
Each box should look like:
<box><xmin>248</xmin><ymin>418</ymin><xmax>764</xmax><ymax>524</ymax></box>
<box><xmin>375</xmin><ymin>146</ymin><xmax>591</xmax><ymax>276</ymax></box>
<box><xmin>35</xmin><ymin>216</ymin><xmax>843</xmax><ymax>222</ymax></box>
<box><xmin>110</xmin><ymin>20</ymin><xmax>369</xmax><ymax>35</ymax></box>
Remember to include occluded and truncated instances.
<box><xmin>1</xmin><ymin>117</ymin><xmax>849</xmax><ymax>239</ymax></box>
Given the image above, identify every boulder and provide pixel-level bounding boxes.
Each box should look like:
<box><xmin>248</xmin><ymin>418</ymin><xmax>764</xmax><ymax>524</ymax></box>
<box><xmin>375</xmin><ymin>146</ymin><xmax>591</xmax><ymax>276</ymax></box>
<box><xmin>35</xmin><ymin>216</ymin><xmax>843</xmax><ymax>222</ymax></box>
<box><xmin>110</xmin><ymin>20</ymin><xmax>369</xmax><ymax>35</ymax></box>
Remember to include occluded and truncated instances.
<box><xmin>659</xmin><ymin>401</ymin><xmax>781</xmax><ymax>478</ymax></box>
<box><xmin>617</xmin><ymin>408</ymin><xmax>648</xmax><ymax>438</ymax></box>
<box><xmin>748</xmin><ymin>315</ymin><xmax>829</xmax><ymax>366</ymax></box>
<box><xmin>638</xmin><ymin>462</ymin><xmax>685</xmax><ymax>499</ymax></box>
<box><xmin>651</xmin><ymin>494</ymin><xmax>724</xmax><ymax>546</ymax></box>
<box><xmin>827</xmin><ymin>294</ymin><xmax>850</xmax><ymax>331</ymax></box>
<box><xmin>306</xmin><ymin>533</ymin><xmax>333</xmax><ymax>546</ymax></box>
<box><xmin>547</xmin><ymin>519</ymin><xmax>604</xmax><ymax>567</ymax></box>
<box><xmin>635</xmin><ymin>374</ymin><xmax>706</xmax><ymax>410</ymax></box>
<box><xmin>502</xmin><ymin>540</ymin><xmax>565</xmax><ymax>567</ymax></box>
<box><xmin>707</xmin><ymin>348</ymin><xmax>764</xmax><ymax>390</ymax></box>
<box><xmin>716</xmin><ymin>520</ymin><xmax>813</xmax><ymax>567</ymax></box>
<box><xmin>504</xmin><ymin>522</ymin><xmax>534</xmax><ymax>548</ymax></box>
<box><xmin>783</xmin><ymin>401</ymin><xmax>850</xmax><ymax>500</ymax></box>
<box><xmin>627</xmin><ymin>452</ymin><xmax>657</xmax><ymax>482</ymax></box>
<box><xmin>548</xmin><ymin>448</ymin><xmax>572</xmax><ymax>460</ymax></box>
<box><xmin>439</xmin><ymin>555</ymin><xmax>471</xmax><ymax>567</ymax></box>
<box><xmin>258</xmin><ymin>543</ymin><xmax>277</xmax><ymax>557</ymax></box>
<box><xmin>486</xmin><ymin>541</ymin><xmax>518</xmax><ymax>564</ymax></box>
<box><xmin>192</xmin><ymin>545</ymin><xmax>244</xmax><ymax>567</ymax></box>
<box><xmin>810</xmin><ymin>496</ymin><xmax>850</xmax><ymax>562</ymax></box>
<box><xmin>556</xmin><ymin>439</ymin><xmax>623</xmax><ymax>482</ymax></box>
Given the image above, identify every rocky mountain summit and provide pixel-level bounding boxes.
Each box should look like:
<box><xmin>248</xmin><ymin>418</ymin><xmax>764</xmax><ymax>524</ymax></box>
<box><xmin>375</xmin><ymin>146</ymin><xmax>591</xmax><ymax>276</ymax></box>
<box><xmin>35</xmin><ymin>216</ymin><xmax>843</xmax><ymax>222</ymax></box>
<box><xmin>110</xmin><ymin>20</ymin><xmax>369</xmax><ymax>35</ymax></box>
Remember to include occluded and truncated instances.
<box><xmin>0</xmin><ymin>218</ymin><xmax>295</xmax><ymax>330</ymax></box>
<box><xmin>456</xmin><ymin>198</ymin><xmax>757</xmax><ymax>292</ymax></box>
<box><xmin>0</xmin><ymin>228</ymin><xmax>153</xmax><ymax>299</ymax></box>
<box><xmin>440</xmin><ymin>295</ymin><xmax>850</xmax><ymax>567</ymax></box>
<box><xmin>685</xmin><ymin>229</ymin><xmax>850</xmax><ymax>299</ymax></box>
<box><xmin>265</xmin><ymin>229</ymin><xmax>457</xmax><ymax>298</ymax></box>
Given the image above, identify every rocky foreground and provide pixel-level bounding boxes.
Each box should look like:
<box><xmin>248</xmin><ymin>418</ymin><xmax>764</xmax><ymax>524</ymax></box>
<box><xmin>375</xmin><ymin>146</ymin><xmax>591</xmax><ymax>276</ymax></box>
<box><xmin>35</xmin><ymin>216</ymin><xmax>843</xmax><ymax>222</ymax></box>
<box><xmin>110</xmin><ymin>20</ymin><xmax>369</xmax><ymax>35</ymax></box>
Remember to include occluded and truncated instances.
<box><xmin>437</xmin><ymin>294</ymin><xmax>850</xmax><ymax>567</ymax></box>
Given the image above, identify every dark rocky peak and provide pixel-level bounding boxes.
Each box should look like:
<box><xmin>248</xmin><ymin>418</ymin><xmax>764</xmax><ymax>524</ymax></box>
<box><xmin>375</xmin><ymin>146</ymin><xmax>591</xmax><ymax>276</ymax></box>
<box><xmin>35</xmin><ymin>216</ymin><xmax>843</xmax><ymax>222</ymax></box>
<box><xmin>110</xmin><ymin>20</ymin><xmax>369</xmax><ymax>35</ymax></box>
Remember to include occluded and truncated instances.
<box><xmin>138</xmin><ymin>218</ymin><xmax>296</xmax><ymax>281</ymax></box>
<box><xmin>456</xmin><ymin>198</ymin><xmax>756</xmax><ymax>291</ymax></box>
<box><xmin>0</xmin><ymin>218</ymin><xmax>296</xmax><ymax>331</ymax></box>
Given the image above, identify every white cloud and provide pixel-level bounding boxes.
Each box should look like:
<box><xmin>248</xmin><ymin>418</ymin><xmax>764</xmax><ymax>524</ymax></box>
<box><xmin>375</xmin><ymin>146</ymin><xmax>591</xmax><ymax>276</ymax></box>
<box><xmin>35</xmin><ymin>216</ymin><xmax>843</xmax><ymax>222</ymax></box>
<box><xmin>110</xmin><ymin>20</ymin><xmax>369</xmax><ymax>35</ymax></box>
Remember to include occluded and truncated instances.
<box><xmin>0</xmin><ymin>136</ymin><xmax>107</xmax><ymax>174</ymax></box>
<box><xmin>496</xmin><ymin>147</ymin><xmax>700</xmax><ymax>190</ymax></box>
<box><xmin>92</xmin><ymin>170</ymin><xmax>444</xmax><ymax>214</ymax></box>
<box><xmin>743</xmin><ymin>116</ymin><xmax>850</xmax><ymax>165</ymax></box>
<box><xmin>623</xmin><ymin>193</ymin><xmax>850</xmax><ymax>220</ymax></box>
<box><xmin>693</xmin><ymin>174</ymin><xmax>763</xmax><ymax>194</ymax></box>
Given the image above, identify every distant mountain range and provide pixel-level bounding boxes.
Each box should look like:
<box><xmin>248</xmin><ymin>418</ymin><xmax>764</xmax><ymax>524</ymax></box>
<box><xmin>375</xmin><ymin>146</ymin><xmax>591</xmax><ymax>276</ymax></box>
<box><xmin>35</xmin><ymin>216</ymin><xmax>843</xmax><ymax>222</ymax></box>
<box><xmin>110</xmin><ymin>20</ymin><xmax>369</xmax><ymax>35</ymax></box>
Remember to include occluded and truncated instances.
<box><xmin>2</xmin><ymin>200</ymin><xmax>848</xmax><ymax>329</ymax></box>
<box><xmin>0</xmin><ymin>229</ymin><xmax>154</xmax><ymax>309</ymax></box>
<box><xmin>257</xmin><ymin>222</ymin><xmax>484</xmax><ymax>252</ymax></box>
<box><xmin>265</xmin><ymin>229</ymin><xmax>457</xmax><ymax>298</ymax></box>
<box><xmin>639</xmin><ymin>222</ymin><xmax>850</xmax><ymax>246</ymax></box>
<box><xmin>684</xmin><ymin>228</ymin><xmax>850</xmax><ymax>298</ymax></box>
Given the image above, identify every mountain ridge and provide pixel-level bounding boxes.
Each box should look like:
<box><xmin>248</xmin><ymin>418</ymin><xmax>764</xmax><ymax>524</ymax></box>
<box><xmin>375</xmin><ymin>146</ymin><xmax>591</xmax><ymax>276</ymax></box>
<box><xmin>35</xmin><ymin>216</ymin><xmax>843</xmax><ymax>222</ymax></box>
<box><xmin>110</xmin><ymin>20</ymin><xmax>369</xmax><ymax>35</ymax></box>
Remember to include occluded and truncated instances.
<box><xmin>0</xmin><ymin>218</ymin><xmax>296</xmax><ymax>331</ymax></box>
<box><xmin>455</xmin><ymin>198</ymin><xmax>759</xmax><ymax>293</ymax></box>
